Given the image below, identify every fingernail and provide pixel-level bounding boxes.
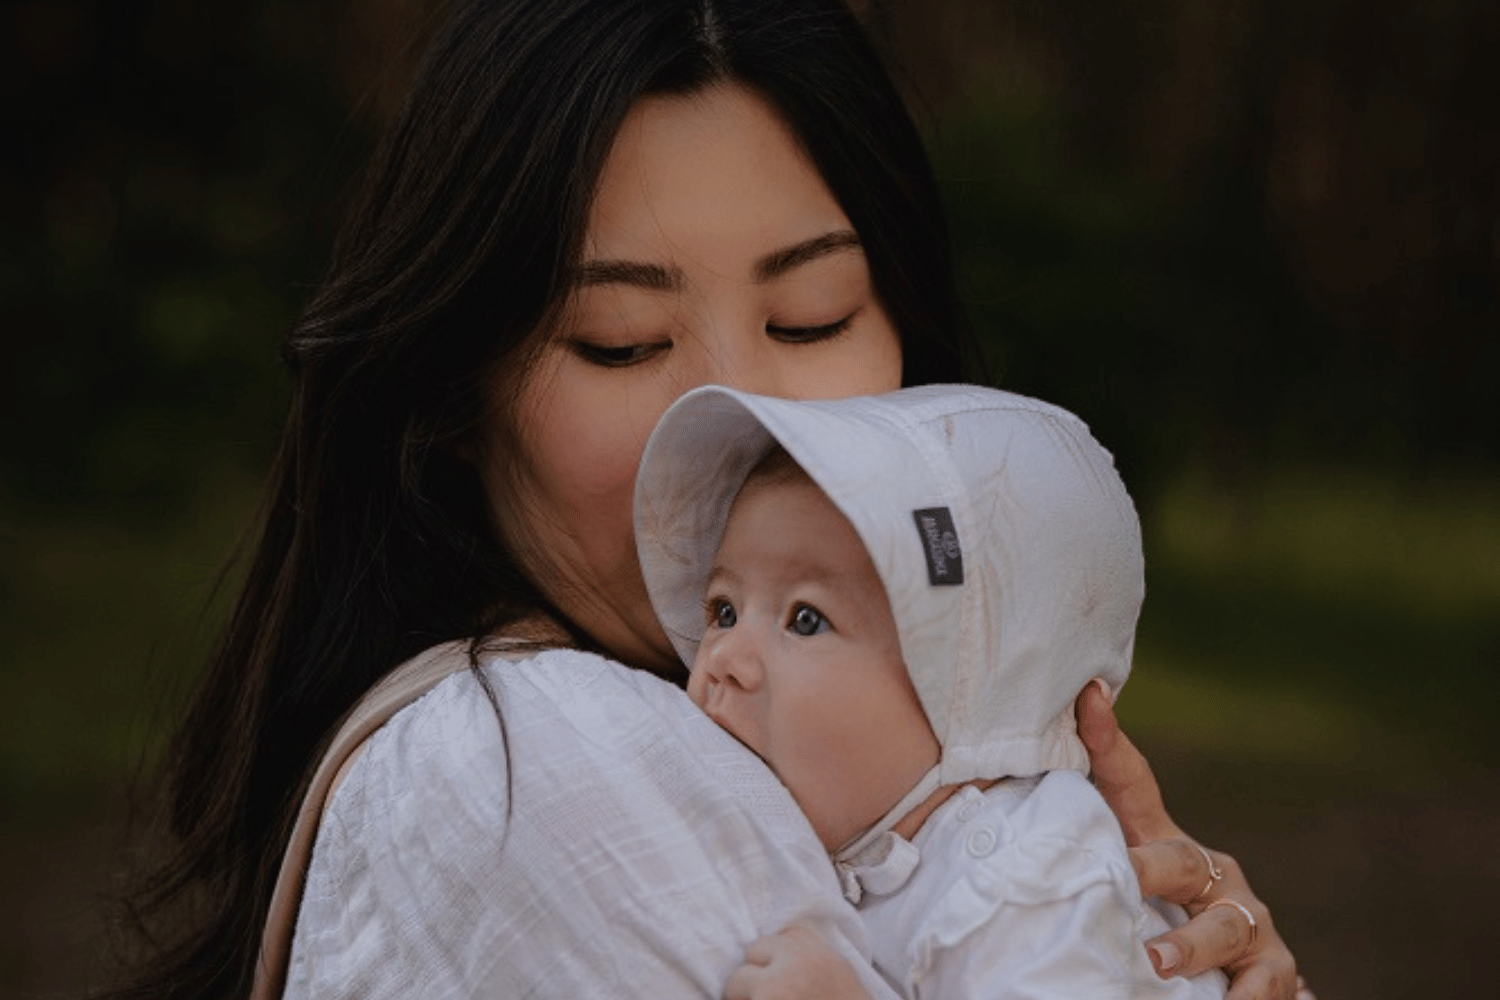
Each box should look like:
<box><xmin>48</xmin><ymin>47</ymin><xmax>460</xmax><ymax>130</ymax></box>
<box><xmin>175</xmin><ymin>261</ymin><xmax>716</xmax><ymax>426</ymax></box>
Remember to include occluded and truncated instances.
<box><xmin>1092</xmin><ymin>678</ymin><xmax>1114</xmax><ymax>703</ymax></box>
<box><xmin>1148</xmin><ymin>941</ymin><xmax>1181</xmax><ymax>976</ymax></box>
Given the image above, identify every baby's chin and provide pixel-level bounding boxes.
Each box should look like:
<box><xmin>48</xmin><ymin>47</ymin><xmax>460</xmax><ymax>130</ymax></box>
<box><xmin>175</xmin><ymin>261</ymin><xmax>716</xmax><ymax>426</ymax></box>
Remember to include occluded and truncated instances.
<box><xmin>808</xmin><ymin>805</ymin><xmax>880</xmax><ymax>855</ymax></box>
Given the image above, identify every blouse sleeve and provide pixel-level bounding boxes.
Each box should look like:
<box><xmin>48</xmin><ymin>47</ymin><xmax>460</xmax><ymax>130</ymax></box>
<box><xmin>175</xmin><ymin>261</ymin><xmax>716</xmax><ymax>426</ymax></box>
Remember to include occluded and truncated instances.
<box><xmin>285</xmin><ymin>662</ymin><xmax>515</xmax><ymax>999</ymax></box>
<box><xmin>285</xmin><ymin>648</ymin><xmax>895</xmax><ymax>1000</ymax></box>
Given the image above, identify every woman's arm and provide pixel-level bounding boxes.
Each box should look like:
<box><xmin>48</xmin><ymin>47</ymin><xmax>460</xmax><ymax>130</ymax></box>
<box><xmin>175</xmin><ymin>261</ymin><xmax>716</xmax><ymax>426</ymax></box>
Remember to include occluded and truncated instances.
<box><xmin>1076</xmin><ymin>681</ymin><xmax>1313</xmax><ymax>1000</ymax></box>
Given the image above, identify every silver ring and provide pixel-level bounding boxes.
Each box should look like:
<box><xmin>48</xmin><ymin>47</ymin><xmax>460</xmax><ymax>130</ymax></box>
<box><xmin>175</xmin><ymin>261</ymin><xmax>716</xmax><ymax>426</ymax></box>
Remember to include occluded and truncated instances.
<box><xmin>1190</xmin><ymin>843</ymin><xmax>1223</xmax><ymax>902</ymax></box>
<box><xmin>1205</xmin><ymin>898</ymin><xmax>1258</xmax><ymax>951</ymax></box>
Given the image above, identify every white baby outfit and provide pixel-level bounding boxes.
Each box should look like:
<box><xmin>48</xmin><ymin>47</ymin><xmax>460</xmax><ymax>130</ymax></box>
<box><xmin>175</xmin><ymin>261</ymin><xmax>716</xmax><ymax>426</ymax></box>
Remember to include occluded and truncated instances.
<box><xmin>634</xmin><ymin>384</ymin><xmax>1228</xmax><ymax>999</ymax></box>
<box><xmin>857</xmin><ymin>776</ymin><xmax>1223</xmax><ymax>999</ymax></box>
<box><xmin>284</xmin><ymin>647</ymin><xmax>897</xmax><ymax>1000</ymax></box>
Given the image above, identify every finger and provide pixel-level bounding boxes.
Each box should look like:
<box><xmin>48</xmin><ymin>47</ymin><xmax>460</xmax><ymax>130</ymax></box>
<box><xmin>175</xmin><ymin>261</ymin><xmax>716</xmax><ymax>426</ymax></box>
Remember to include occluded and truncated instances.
<box><xmin>1075</xmin><ymin>679</ymin><xmax>1119</xmax><ymax>757</ymax></box>
<box><xmin>776</xmin><ymin>924</ymin><xmax>825</xmax><ymax>950</ymax></box>
<box><xmin>723</xmin><ymin>962</ymin><xmax>762</xmax><ymax>1000</ymax></box>
<box><xmin>1148</xmin><ymin>896</ymin><xmax>1267</xmax><ymax>979</ymax></box>
<box><xmin>1076</xmin><ymin>685</ymin><xmax>1181</xmax><ymax>843</ymax></box>
<box><xmin>1223</xmin><ymin>955</ymin><xmax>1298</xmax><ymax>1000</ymax></box>
<box><xmin>1294</xmin><ymin>974</ymin><xmax>1316</xmax><ymax>1000</ymax></box>
<box><xmin>742</xmin><ymin>934</ymin><xmax>782</xmax><ymax>966</ymax></box>
<box><xmin>1130</xmin><ymin>839</ymin><xmax>1218</xmax><ymax>903</ymax></box>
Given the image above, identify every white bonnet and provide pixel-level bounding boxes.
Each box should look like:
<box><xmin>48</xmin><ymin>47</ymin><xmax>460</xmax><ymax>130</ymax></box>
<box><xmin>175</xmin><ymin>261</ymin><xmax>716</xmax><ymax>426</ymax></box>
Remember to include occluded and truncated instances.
<box><xmin>634</xmin><ymin>384</ymin><xmax>1143</xmax><ymax>851</ymax></box>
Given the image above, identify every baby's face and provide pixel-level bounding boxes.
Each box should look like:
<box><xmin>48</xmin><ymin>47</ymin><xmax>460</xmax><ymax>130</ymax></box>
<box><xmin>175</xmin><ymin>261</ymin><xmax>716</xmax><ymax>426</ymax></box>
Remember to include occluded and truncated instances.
<box><xmin>687</xmin><ymin>470</ymin><xmax>939</xmax><ymax>851</ymax></box>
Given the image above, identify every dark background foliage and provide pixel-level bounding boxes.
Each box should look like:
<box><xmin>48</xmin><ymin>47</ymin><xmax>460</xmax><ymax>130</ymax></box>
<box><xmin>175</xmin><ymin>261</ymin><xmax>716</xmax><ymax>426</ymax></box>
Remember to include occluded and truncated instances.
<box><xmin>2</xmin><ymin>1</ymin><xmax>1496</xmax><ymax>996</ymax></box>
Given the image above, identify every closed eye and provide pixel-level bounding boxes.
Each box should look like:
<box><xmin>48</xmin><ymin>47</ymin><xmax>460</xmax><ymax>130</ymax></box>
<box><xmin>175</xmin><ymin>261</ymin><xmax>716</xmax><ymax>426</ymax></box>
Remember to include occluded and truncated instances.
<box><xmin>570</xmin><ymin>339</ymin><xmax>671</xmax><ymax>368</ymax></box>
<box><xmin>765</xmin><ymin>312</ymin><xmax>856</xmax><ymax>345</ymax></box>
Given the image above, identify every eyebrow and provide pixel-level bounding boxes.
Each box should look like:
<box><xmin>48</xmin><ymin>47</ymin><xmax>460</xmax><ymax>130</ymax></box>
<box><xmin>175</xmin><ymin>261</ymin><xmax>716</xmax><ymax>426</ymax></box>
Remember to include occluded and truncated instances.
<box><xmin>573</xmin><ymin>259</ymin><xmax>682</xmax><ymax>292</ymax></box>
<box><xmin>705</xmin><ymin>557</ymin><xmax>850</xmax><ymax>597</ymax></box>
<box><xmin>572</xmin><ymin>229</ymin><xmax>863</xmax><ymax>292</ymax></box>
<box><xmin>754</xmin><ymin>229</ymin><xmax>862</xmax><ymax>282</ymax></box>
<box><xmin>704</xmin><ymin>565</ymin><xmax>739</xmax><ymax>592</ymax></box>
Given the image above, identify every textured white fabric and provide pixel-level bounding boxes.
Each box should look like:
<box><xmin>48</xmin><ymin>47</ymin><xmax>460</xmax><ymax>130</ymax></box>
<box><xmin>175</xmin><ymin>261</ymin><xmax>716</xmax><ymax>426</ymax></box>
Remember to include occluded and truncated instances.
<box><xmin>635</xmin><ymin>384</ymin><xmax>1143</xmax><ymax>856</ymax></box>
<box><xmin>859</xmin><ymin>774</ymin><xmax>1226</xmax><ymax>1000</ymax></box>
<box><xmin>284</xmin><ymin>647</ymin><xmax>896</xmax><ymax>1000</ymax></box>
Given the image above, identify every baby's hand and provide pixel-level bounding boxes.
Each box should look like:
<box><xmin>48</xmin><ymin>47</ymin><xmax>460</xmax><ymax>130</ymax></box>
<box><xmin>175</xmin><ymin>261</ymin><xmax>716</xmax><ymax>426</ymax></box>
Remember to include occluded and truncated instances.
<box><xmin>723</xmin><ymin>925</ymin><xmax>873</xmax><ymax>1000</ymax></box>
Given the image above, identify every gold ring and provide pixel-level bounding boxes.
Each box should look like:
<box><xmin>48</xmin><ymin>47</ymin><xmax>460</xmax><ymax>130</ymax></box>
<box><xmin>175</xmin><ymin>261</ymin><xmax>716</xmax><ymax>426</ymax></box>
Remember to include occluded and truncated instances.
<box><xmin>1190</xmin><ymin>843</ymin><xmax>1223</xmax><ymax>902</ymax></box>
<box><xmin>1206</xmin><ymin>898</ymin><xmax>1258</xmax><ymax>950</ymax></box>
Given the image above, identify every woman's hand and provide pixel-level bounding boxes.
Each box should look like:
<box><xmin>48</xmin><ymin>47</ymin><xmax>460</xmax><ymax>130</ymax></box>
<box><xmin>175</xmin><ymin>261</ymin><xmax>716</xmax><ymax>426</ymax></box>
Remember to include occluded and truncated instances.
<box><xmin>723</xmin><ymin>925</ymin><xmax>873</xmax><ymax>1000</ymax></box>
<box><xmin>1076</xmin><ymin>681</ymin><xmax>1314</xmax><ymax>1000</ymax></box>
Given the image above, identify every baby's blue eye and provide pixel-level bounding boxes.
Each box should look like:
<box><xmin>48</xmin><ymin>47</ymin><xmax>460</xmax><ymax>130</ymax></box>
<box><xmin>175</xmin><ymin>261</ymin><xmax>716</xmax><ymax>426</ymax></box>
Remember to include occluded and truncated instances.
<box><xmin>712</xmin><ymin>600</ymin><xmax>737</xmax><ymax>629</ymax></box>
<box><xmin>789</xmin><ymin>604</ymin><xmax>828</xmax><ymax>636</ymax></box>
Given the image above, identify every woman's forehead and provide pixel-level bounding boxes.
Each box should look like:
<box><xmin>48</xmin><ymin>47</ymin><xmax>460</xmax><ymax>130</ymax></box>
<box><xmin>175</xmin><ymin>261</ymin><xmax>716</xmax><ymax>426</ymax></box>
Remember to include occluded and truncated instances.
<box><xmin>584</xmin><ymin>84</ymin><xmax>852</xmax><ymax>271</ymax></box>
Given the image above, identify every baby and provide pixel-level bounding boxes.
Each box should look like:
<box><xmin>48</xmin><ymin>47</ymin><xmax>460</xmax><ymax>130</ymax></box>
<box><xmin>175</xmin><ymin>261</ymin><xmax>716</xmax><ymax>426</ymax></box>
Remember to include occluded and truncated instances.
<box><xmin>634</xmin><ymin>384</ymin><xmax>1230</xmax><ymax>999</ymax></box>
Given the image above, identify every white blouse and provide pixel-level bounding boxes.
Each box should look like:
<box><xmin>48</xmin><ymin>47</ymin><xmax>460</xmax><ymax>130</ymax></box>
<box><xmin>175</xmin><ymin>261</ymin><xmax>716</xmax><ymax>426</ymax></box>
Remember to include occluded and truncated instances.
<box><xmin>283</xmin><ymin>647</ymin><xmax>895</xmax><ymax>999</ymax></box>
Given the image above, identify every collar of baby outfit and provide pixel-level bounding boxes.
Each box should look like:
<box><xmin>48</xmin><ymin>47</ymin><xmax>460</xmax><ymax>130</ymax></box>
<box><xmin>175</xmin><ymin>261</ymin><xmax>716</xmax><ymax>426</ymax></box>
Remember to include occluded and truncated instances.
<box><xmin>634</xmin><ymin>384</ymin><xmax>1144</xmax><ymax>863</ymax></box>
<box><xmin>835</xmin><ymin>828</ymin><xmax>921</xmax><ymax>904</ymax></box>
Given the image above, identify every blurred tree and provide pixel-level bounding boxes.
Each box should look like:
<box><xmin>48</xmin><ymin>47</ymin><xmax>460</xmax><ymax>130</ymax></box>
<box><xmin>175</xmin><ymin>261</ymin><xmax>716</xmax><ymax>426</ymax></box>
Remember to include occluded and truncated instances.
<box><xmin>1</xmin><ymin>0</ymin><xmax>1495</xmax><ymax>520</ymax></box>
<box><xmin>885</xmin><ymin>0</ymin><xmax>1499</xmax><ymax>493</ymax></box>
<box><xmin>0</xmin><ymin>0</ymin><xmax>443</xmax><ymax>519</ymax></box>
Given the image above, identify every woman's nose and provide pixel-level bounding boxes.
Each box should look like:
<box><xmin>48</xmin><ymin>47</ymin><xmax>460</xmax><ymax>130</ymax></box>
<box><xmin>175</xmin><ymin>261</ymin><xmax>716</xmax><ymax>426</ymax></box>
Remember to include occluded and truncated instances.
<box><xmin>692</xmin><ymin>323</ymin><xmax>787</xmax><ymax>398</ymax></box>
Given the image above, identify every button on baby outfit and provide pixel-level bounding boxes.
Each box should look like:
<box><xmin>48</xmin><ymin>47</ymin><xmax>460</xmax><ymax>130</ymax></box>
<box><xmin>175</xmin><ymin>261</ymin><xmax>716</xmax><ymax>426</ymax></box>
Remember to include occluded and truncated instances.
<box><xmin>964</xmin><ymin>826</ymin><xmax>997</xmax><ymax>858</ymax></box>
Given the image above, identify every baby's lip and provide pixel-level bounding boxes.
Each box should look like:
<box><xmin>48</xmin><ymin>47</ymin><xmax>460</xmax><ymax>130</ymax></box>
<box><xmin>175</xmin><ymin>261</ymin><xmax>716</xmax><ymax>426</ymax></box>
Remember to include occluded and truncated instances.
<box><xmin>697</xmin><ymin>680</ymin><xmax>729</xmax><ymax>722</ymax></box>
<box><xmin>708</xmin><ymin>710</ymin><xmax>766</xmax><ymax>766</ymax></box>
<box><xmin>702</xmin><ymin>700</ymin><xmax>731</xmax><ymax>731</ymax></box>
<box><xmin>696</xmin><ymin>686</ymin><xmax>771</xmax><ymax>769</ymax></box>
<box><xmin>698</xmin><ymin>683</ymin><xmax>751</xmax><ymax>745</ymax></box>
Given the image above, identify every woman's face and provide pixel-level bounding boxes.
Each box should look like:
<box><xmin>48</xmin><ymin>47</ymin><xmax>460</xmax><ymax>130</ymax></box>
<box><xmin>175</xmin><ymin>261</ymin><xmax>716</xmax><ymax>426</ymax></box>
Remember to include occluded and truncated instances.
<box><xmin>476</xmin><ymin>83</ymin><xmax>903</xmax><ymax>675</ymax></box>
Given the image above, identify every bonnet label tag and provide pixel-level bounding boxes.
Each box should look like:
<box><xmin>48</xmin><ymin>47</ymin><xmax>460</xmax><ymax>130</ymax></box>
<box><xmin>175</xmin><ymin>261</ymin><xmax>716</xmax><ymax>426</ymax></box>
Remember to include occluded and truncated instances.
<box><xmin>912</xmin><ymin>507</ymin><xmax>963</xmax><ymax>586</ymax></box>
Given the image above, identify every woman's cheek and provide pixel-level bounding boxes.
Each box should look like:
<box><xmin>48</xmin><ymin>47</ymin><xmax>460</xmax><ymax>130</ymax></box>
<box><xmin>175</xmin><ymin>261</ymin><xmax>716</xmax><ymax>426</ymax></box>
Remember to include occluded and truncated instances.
<box><xmin>535</xmin><ymin>383</ymin><xmax>643</xmax><ymax>514</ymax></box>
<box><xmin>495</xmin><ymin>357</ymin><xmax>631</xmax><ymax>555</ymax></box>
<box><xmin>785</xmin><ymin>314</ymin><xmax>903</xmax><ymax>400</ymax></box>
<box><xmin>537</xmin><ymin>370</ymin><xmax>672</xmax><ymax>574</ymax></box>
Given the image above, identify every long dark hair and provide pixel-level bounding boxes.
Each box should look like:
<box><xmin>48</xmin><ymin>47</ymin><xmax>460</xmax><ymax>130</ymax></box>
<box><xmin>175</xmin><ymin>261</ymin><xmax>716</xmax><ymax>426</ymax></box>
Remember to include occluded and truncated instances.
<box><xmin>111</xmin><ymin>1</ymin><xmax>971</xmax><ymax>996</ymax></box>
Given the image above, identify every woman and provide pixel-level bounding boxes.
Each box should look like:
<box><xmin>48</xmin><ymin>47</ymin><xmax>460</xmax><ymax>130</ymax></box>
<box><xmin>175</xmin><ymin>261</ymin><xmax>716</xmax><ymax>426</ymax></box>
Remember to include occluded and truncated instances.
<box><xmin>112</xmin><ymin>1</ymin><xmax>1303</xmax><ymax>998</ymax></box>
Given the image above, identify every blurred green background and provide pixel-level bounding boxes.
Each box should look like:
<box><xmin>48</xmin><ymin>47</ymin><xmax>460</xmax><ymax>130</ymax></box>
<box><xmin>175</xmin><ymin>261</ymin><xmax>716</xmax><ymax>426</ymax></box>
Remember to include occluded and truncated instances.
<box><xmin>2</xmin><ymin>1</ymin><xmax>1496</xmax><ymax>997</ymax></box>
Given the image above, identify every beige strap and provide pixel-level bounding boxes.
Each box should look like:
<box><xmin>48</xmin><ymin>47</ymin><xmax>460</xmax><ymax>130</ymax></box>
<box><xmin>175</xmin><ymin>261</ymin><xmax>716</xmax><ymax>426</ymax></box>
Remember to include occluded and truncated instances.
<box><xmin>249</xmin><ymin>639</ymin><xmax>480</xmax><ymax>1000</ymax></box>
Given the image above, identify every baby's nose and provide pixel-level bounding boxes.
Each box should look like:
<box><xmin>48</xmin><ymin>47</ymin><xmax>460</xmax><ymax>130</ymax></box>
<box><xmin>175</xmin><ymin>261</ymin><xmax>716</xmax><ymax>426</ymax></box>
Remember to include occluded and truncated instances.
<box><xmin>704</xmin><ymin>628</ymin><xmax>764</xmax><ymax>693</ymax></box>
